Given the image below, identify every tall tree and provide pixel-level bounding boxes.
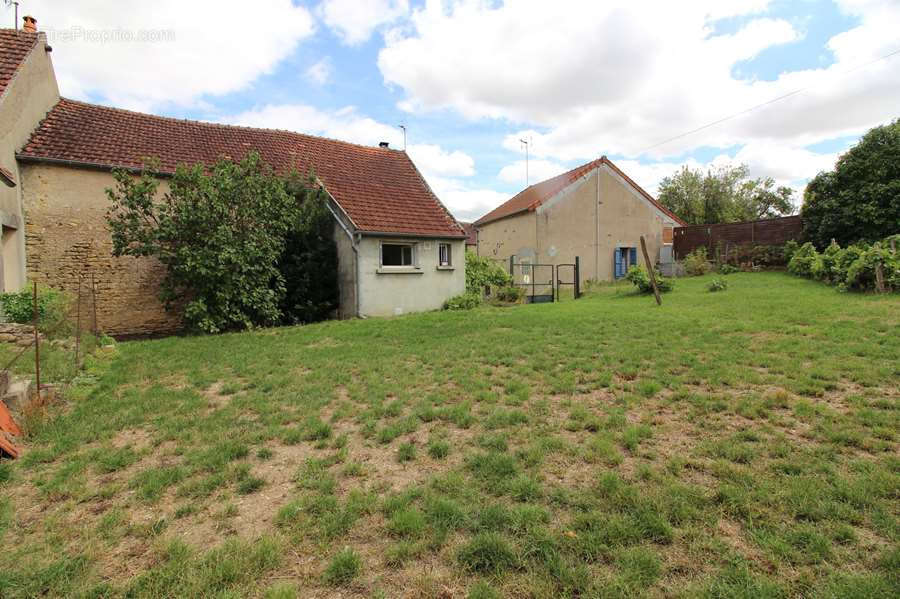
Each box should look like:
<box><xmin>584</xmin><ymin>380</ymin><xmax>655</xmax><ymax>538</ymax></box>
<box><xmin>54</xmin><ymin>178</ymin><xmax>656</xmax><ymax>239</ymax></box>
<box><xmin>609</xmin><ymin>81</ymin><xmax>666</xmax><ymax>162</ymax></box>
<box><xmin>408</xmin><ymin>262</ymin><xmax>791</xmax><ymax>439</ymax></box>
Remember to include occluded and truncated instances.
<box><xmin>802</xmin><ymin>119</ymin><xmax>900</xmax><ymax>248</ymax></box>
<box><xmin>658</xmin><ymin>163</ymin><xmax>794</xmax><ymax>225</ymax></box>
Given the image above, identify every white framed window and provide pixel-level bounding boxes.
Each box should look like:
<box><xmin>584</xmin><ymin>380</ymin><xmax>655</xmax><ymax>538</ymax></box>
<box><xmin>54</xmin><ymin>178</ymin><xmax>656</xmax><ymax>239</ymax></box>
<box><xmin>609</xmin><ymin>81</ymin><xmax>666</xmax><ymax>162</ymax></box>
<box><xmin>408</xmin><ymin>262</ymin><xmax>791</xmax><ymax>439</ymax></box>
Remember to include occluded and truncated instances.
<box><xmin>381</xmin><ymin>242</ymin><xmax>415</xmax><ymax>267</ymax></box>
<box><xmin>438</xmin><ymin>243</ymin><xmax>452</xmax><ymax>267</ymax></box>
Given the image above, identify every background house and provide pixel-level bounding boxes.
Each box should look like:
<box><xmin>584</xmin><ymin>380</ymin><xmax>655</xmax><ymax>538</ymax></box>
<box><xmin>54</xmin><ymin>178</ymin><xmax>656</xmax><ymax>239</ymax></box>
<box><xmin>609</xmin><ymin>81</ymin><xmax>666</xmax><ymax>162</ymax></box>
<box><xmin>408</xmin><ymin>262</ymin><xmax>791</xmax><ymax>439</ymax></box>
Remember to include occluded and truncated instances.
<box><xmin>2</xmin><ymin>21</ymin><xmax>465</xmax><ymax>336</ymax></box>
<box><xmin>474</xmin><ymin>157</ymin><xmax>685</xmax><ymax>284</ymax></box>
<box><xmin>459</xmin><ymin>222</ymin><xmax>478</xmax><ymax>252</ymax></box>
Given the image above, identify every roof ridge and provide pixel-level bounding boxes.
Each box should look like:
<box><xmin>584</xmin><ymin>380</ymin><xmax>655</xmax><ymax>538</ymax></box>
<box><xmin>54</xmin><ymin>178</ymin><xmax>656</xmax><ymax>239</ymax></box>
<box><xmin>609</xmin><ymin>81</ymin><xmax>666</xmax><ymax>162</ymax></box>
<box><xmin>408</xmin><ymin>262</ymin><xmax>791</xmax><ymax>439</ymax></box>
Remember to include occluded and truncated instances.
<box><xmin>56</xmin><ymin>97</ymin><xmax>398</xmax><ymax>154</ymax></box>
<box><xmin>474</xmin><ymin>155</ymin><xmax>686</xmax><ymax>227</ymax></box>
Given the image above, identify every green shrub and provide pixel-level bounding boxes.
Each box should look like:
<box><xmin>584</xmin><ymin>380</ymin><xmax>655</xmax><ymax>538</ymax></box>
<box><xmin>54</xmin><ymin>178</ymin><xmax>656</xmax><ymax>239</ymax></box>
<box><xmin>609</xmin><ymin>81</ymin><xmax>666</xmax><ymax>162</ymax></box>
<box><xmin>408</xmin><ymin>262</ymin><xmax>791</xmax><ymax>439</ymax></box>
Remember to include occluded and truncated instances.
<box><xmin>707</xmin><ymin>278</ymin><xmax>728</xmax><ymax>292</ymax></box>
<box><xmin>718</xmin><ymin>263</ymin><xmax>739</xmax><ymax>275</ymax></box>
<box><xmin>0</xmin><ymin>283</ymin><xmax>71</xmax><ymax>335</ymax></box>
<box><xmin>683</xmin><ymin>247</ymin><xmax>712</xmax><ymax>276</ymax></box>
<box><xmin>465</xmin><ymin>252</ymin><xmax>512</xmax><ymax>295</ymax></box>
<box><xmin>494</xmin><ymin>285</ymin><xmax>524</xmax><ymax>303</ymax></box>
<box><xmin>624</xmin><ymin>266</ymin><xmax>673</xmax><ymax>294</ymax></box>
<box><xmin>787</xmin><ymin>237</ymin><xmax>899</xmax><ymax>292</ymax></box>
<box><xmin>443</xmin><ymin>292</ymin><xmax>483</xmax><ymax>311</ymax></box>
<box><xmin>787</xmin><ymin>243</ymin><xmax>822</xmax><ymax>278</ymax></box>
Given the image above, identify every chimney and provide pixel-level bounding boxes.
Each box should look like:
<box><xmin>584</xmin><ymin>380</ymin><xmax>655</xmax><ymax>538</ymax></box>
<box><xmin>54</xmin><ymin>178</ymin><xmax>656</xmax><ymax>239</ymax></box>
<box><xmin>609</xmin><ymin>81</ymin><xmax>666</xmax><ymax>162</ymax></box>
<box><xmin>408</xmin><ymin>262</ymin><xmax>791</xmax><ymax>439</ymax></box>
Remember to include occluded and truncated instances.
<box><xmin>379</xmin><ymin>142</ymin><xmax>390</xmax><ymax>149</ymax></box>
<box><xmin>23</xmin><ymin>16</ymin><xmax>37</xmax><ymax>33</ymax></box>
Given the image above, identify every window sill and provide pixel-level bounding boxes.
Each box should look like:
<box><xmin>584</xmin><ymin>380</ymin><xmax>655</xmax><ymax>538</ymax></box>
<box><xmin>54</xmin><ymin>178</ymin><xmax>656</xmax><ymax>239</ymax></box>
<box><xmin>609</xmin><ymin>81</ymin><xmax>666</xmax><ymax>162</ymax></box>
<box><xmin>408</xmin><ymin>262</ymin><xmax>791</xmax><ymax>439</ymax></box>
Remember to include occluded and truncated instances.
<box><xmin>436</xmin><ymin>265</ymin><xmax>455</xmax><ymax>271</ymax></box>
<box><xmin>377</xmin><ymin>267</ymin><xmax>423</xmax><ymax>275</ymax></box>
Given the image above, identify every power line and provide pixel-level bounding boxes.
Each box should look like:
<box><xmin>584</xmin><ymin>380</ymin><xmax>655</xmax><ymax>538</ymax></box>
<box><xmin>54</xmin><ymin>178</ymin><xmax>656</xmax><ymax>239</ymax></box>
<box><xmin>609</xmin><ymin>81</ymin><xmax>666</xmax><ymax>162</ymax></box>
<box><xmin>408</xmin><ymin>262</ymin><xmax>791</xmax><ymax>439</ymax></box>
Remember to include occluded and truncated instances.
<box><xmin>639</xmin><ymin>45</ymin><xmax>900</xmax><ymax>155</ymax></box>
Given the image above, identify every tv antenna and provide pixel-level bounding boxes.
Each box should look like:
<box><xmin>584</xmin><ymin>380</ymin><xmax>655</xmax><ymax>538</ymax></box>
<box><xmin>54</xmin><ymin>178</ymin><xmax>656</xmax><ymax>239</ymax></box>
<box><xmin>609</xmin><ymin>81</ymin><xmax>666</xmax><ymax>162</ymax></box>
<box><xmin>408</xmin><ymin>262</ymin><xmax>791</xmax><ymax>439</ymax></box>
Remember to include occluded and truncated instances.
<box><xmin>519</xmin><ymin>138</ymin><xmax>531</xmax><ymax>186</ymax></box>
<box><xmin>4</xmin><ymin>1</ymin><xmax>20</xmax><ymax>30</ymax></box>
<box><xmin>398</xmin><ymin>125</ymin><xmax>407</xmax><ymax>151</ymax></box>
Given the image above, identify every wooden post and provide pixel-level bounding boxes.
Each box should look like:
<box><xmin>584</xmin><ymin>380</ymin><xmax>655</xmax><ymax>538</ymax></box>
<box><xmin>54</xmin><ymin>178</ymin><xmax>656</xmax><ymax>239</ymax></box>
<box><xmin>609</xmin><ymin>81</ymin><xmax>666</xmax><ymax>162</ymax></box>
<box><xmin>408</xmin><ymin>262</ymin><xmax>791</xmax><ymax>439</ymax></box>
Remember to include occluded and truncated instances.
<box><xmin>32</xmin><ymin>282</ymin><xmax>40</xmax><ymax>405</ymax></box>
<box><xmin>75</xmin><ymin>278</ymin><xmax>82</xmax><ymax>369</ymax></box>
<box><xmin>640</xmin><ymin>236</ymin><xmax>661</xmax><ymax>306</ymax></box>
<box><xmin>875</xmin><ymin>262</ymin><xmax>885</xmax><ymax>293</ymax></box>
<box><xmin>91</xmin><ymin>272</ymin><xmax>98</xmax><ymax>334</ymax></box>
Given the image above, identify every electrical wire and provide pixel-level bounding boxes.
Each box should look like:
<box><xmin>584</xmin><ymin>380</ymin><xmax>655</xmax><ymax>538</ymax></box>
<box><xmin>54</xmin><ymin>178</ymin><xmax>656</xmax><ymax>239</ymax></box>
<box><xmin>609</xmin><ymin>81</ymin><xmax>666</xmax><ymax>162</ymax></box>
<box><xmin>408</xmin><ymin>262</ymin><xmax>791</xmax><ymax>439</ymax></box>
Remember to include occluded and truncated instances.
<box><xmin>639</xmin><ymin>46</ymin><xmax>900</xmax><ymax>155</ymax></box>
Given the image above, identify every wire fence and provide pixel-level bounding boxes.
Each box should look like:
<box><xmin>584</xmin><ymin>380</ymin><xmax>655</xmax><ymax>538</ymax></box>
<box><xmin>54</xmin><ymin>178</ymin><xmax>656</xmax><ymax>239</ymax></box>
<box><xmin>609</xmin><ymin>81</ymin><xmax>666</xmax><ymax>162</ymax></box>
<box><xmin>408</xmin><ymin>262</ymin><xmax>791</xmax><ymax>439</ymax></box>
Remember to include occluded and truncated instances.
<box><xmin>2</xmin><ymin>275</ymin><xmax>104</xmax><ymax>408</ymax></box>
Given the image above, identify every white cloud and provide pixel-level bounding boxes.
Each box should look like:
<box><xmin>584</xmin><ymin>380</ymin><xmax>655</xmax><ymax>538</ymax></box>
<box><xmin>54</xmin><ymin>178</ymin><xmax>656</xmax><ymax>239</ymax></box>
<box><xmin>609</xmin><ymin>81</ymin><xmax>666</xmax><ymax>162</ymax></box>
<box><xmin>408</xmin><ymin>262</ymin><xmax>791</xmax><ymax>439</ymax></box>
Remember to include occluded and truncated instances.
<box><xmin>28</xmin><ymin>0</ymin><xmax>315</xmax><ymax>111</ymax></box>
<box><xmin>378</xmin><ymin>0</ymin><xmax>899</xmax><ymax>184</ymax></box>
<box><xmin>318</xmin><ymin>0</ymin><xmax>409</xmax><ymax>45</ymax></box>
<box><xmin>497</xmin><ymin>159</ymin><xmax>568</xmax><ymax>186</ymax></box>
<box><xmin>426</xmin><ymin>177</ymin><xmax>512</xmax><ymax>222</ymax></box>
<box><xmin>406</xmin><ymin>144</ymin><xmax>475</xmax><ymax>178</ymax></box>
<box><xmin>306</xmin><ymin>58</ymin><xmax>332</xmax><ymax>85</ymax></box>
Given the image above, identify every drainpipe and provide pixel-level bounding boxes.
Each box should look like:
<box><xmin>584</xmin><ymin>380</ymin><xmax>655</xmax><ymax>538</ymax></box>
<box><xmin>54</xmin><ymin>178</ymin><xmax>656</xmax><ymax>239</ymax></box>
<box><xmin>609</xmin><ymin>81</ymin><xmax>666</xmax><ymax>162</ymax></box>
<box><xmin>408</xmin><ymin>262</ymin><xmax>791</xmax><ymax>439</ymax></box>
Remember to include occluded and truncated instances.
<box><xmin>324</xmin><ymin>200</ymin><xmax>361</xmax><ymax>318</ymax></box>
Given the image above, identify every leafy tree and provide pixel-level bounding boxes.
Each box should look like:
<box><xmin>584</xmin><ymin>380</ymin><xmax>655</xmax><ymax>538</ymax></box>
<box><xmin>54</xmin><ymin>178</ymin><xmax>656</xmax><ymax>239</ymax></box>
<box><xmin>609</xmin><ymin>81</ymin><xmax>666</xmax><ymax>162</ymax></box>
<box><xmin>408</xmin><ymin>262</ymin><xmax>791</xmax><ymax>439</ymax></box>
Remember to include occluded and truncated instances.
<box><xmin>658</xmin><ymin>164</ymin><xmax>793</xmax><ymax>225</ymax></box>
<box><xmin>106</xmin><ymin>152</ymin><xmax>336</xmax><ymax>333</ymax></box>
<box><xmin>801</xmin><ymin>119</ymin><xmax>900</xmax><ymax>248</ymax></box>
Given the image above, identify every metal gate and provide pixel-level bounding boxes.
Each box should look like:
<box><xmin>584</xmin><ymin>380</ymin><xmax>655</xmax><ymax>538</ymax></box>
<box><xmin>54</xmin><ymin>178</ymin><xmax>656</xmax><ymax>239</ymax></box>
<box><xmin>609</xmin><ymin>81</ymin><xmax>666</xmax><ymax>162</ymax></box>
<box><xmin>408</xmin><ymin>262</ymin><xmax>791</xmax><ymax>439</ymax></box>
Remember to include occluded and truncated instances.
<box><xmin>509</xmin><ymin>256</ymin><xmax>581</xmax><ymax>303</ymax></box>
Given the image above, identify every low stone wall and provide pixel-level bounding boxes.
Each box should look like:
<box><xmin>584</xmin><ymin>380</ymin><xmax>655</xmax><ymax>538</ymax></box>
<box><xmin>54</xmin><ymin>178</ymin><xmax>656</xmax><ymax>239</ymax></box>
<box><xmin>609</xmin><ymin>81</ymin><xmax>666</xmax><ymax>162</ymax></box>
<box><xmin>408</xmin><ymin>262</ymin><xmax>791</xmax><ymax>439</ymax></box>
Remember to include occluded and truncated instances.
<box><xmin>0</xmin><ymin>322</ymin><xmax>41</xmax><ymax>346</ymax></box>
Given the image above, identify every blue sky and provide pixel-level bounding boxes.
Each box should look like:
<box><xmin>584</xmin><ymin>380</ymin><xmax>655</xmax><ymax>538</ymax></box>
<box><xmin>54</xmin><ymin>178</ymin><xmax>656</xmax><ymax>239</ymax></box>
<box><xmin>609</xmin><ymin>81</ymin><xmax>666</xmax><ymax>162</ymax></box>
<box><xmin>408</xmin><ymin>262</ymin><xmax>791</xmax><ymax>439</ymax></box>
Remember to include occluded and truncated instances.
<box><xmin>19</xmin><ymin>0</ymin><xmax>900</xmax><ymax>220</ymax></box>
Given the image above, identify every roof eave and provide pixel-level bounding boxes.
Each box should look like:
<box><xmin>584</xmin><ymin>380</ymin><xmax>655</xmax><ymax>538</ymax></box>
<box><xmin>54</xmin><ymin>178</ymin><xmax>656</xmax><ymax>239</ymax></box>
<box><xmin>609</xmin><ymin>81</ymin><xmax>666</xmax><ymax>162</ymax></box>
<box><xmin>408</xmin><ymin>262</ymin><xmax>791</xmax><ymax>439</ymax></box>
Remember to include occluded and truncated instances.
<box><xmin>358</xmin><ymin>230</ymin><xmax>467</xmax><ymax>240</ymax></box>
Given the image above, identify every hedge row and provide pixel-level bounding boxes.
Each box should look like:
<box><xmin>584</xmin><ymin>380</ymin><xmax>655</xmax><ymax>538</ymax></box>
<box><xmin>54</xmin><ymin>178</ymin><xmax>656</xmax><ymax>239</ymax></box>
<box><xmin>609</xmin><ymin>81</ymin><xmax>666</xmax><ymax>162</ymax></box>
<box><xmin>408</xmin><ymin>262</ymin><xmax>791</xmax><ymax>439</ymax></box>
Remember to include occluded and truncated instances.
<box><xmin>787</xmin><ymin>236</ymin><xmax>899</xmax><ymax>292</ymax></box>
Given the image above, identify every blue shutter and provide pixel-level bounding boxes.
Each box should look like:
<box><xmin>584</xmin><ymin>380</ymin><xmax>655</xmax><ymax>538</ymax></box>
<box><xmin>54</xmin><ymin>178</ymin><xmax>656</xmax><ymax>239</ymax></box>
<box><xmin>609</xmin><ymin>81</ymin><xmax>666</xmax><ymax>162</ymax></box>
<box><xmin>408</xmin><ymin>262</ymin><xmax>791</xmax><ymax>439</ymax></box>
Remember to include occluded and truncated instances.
<box><xmin>614</xmin><ymin>248</ymin><xmax>623</xmax><ymax>278</ymax></box>
<box><xmin>629</xmin><ymin>247</ymin><xmax>637</xmax><ymax>270</ymax></box>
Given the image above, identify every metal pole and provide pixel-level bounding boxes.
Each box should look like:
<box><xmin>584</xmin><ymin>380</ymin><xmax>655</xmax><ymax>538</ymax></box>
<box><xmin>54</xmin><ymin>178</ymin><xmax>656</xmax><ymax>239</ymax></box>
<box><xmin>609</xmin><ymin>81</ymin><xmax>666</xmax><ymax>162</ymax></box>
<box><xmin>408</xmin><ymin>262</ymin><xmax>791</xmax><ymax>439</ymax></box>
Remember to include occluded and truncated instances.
<box><xmin>575</xmin><ymin>256</ymin><xmax>580</xmax><ymax>299</ymax></box>
<box><xmin>91</xmin><ymin>272</ymin><xmax>98</xmax><ymax>334</ymax></box>
<box><xmin>75</xmin><ymin>278</ymin><xmax>82</xmax><ymax>369</ymax></box>
<box><xmin>32</xmin><ymin>281</ymin><xmax>40</xmax><ymax>404</ymax></box>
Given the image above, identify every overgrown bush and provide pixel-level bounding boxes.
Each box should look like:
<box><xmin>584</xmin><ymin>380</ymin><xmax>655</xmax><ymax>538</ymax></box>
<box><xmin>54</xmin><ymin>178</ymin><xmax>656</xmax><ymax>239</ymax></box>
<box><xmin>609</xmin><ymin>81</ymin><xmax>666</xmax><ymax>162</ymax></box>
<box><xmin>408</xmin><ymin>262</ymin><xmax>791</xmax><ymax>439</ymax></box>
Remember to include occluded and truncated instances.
<box><xmin>787</xmin><ymin>238</ymin><xmax>899</xmax><ymax>292</ymax></box>
<box><xmin>787</xmin><ymin>243</ymin><xmax>822</xmax><ymax>278</ymax></box>
<box><xmin>0</xmin><ymin>283</ymin><xmax>71</xmax><ymax>335</ymax></box>
<box><xmin>624</xmin><ymin>265</ymin><xmax>673</xmax><ymax>294</ymax></box>
<box><xmin>494</xmin><ymin>285</ymin><xmax>524</xmax><ymax>303</ymax></box>
<box><xmin>707</xmin><ymin>278</ymin><xmax>728</xmax><ymax>292</ymax></box>
<box><xmin>683</xmin><ymin>247</ymin><xmax>712</xmax><ymax>276</ymax></box>
<box><xmin>466</xmin><ymin>252</ymin><xmax>512</xmax><ymax>295</ymax></box>
<box><xmin>106</xmin><ymin>152</ymin><xmax>337</xmax><ymax>333</ymax></box>
<box><xmin>443</xmin><ymin>292</ymin><xmax>483</xmax><ymax>311</ymax></box>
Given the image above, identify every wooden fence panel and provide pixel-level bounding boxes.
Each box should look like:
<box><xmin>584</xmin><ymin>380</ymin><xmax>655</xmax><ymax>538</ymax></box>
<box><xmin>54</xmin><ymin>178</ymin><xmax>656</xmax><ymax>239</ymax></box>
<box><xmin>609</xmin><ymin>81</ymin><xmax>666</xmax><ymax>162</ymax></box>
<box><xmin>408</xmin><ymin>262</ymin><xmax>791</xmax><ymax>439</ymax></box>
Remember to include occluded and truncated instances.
<box><xmin>673</xmin><ymin>216</ymin><xmax>803</xmax><ymax>260</ymax></box>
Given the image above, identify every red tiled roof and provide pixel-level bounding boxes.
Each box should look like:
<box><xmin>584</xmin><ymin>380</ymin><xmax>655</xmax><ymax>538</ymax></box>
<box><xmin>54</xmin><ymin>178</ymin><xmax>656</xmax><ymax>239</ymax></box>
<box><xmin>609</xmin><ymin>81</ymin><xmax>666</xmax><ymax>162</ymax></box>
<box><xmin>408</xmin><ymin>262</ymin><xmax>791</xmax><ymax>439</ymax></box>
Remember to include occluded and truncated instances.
<box><xmin>17</xmin><ymin>98</ymin><xmax>465</xmax><ymax>238</ymax></box>
<box><xmin>459</xmin><ymin>222</ymin><xmax>477</xmax><ymax>245</ymax></box>
<box><xmin>474</xmin><ymin>156</ymin><xmax>686</xmax><ymax>227</ymax></box>
<box><xmin>0</xmin><ymin>29</ymin><xmax>39</xmax><ymax>99</ymax></box>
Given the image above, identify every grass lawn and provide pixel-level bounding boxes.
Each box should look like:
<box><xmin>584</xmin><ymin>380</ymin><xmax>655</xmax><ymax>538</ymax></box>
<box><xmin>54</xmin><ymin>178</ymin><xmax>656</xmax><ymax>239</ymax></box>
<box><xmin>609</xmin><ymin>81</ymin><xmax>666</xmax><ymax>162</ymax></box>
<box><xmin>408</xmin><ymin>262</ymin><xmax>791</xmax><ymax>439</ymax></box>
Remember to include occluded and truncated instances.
<box><xmin>0</xmin><ymin>272</ymin><xmax>897</xmax><ymax>598</ymax></box>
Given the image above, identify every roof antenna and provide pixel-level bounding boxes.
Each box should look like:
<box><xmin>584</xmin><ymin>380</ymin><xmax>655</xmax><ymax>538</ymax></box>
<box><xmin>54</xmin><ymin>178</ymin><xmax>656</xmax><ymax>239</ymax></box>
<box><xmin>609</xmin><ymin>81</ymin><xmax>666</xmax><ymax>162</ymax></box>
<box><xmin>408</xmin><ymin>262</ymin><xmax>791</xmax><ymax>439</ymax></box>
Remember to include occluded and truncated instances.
<box><xmin>519</xmin><ymin>138</ymin><xmax>530</xmax><ymax>186</ymax></box>
<box><xmin>4</xmin><ymin>1</ymin><xmax>19</xmax><ymax>30</ymax></box>
<box><xmin>398</xmin><ymin>124</ymin><xmax>407</xmax><ymax>151</ymax></box>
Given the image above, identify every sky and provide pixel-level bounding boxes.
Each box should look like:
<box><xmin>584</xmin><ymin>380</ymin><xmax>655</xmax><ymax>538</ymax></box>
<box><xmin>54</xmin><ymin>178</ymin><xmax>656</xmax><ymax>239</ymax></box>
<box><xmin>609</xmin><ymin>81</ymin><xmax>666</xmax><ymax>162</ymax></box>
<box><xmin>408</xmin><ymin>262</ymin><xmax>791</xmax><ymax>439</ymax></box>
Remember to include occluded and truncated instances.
<box><xmin>11</xmin><ymin>0</ymin><xmax>900</xmax><ymax>222</ymax></box>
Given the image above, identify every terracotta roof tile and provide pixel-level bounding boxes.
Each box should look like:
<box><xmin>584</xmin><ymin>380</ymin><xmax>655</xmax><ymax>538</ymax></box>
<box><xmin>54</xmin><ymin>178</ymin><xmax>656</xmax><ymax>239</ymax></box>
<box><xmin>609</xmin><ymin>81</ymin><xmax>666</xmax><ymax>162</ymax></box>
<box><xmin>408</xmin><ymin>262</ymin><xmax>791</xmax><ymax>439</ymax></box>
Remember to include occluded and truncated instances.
<box><xmin>0</xmin><ymin>29</ymin><xmax>39</xmax><ymax>99</ymax></box>
<box><xmin>17</xmin><ymin>98</ymin><xmax>466</xmax><ymax>238</ymax></box>
<box><xmin>474</xmin><ymin>156</ymin><xmax>686</xmax><ymax>227</ymax></box>
<box><xmin>459</xmin><ymin>222</ymin><xmax>477</xmax><ymax>245</ymax></box>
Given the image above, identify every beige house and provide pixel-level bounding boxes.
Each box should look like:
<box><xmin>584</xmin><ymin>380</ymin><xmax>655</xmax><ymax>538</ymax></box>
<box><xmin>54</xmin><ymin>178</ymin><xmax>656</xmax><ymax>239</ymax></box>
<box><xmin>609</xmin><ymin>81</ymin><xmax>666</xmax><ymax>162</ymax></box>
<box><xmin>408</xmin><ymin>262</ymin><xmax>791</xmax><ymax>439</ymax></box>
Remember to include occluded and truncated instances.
<box><xmin>2</xmin><ymin>20</ymin><xmax>465</xmax><ymax>336</ymax></box>
<box><xmin>474</xmin><ymin>157</ymin><xmax>685</xmax><ymax>284</ymax></box>
<box><xmin>0</xmin><ymin>25</ymin><xmax>59</xmax><ymax>294</ymax></box>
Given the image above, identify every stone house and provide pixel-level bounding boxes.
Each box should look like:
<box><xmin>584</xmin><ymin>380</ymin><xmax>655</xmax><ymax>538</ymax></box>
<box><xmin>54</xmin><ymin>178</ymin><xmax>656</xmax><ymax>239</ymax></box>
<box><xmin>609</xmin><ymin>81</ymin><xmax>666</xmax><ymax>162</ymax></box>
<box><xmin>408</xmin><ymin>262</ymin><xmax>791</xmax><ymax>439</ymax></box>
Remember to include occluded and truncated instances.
<box><xmin>1</xmin><ymin>21</ymin><xmax>466</xmax><ymax>336</ymax></box>
<box><xmin>474</xmin><ymin>157</ymin><xmax>686</xmax><ymax>284</ymax></box>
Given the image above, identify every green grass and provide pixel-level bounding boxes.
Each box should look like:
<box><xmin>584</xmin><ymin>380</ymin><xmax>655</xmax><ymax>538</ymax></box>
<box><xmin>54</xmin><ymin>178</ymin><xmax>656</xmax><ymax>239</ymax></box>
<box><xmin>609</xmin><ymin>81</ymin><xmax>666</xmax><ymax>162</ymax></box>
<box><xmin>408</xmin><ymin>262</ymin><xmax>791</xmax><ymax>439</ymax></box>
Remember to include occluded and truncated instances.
<box><xmin>0</xmin><ymin>272</ymin><xmax>897</xmax><ymax>597</ymax></box>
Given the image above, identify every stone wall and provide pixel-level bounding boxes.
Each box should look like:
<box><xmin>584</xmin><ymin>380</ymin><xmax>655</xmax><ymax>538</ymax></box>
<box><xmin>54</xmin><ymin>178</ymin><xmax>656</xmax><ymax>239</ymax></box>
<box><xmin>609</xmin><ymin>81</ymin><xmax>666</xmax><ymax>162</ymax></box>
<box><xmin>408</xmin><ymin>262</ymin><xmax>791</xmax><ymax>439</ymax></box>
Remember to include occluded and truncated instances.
<box><xmin>20</xmin><ymin>164</ymin><xmax>181</xmax><ymax>337</ymax></box>
<box><xmin>0</xmin><ymin>322</ymin><xmax>41</xmax><ymax>346</ymax></box>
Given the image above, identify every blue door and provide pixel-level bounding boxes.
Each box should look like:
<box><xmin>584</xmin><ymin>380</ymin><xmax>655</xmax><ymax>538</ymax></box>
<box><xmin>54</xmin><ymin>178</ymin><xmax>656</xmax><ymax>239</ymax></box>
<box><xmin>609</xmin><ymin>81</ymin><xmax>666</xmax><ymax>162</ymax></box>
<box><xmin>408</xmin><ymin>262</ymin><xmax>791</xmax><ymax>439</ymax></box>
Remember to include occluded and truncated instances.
<box><xmin>614</xmin><ymin>248</ymin><xmax>623</xmax><ymax>278</ymax></box>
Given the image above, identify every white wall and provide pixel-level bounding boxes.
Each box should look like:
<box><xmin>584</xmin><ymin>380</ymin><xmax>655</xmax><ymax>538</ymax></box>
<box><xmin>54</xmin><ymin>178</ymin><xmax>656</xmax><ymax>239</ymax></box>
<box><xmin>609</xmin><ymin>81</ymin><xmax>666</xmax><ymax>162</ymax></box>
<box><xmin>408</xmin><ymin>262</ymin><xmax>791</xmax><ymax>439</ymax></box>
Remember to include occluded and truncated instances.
<box><xmin>357</xmin><ymin>236</ymin><xmax>465</xmax><ymax>317</ymax></box>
